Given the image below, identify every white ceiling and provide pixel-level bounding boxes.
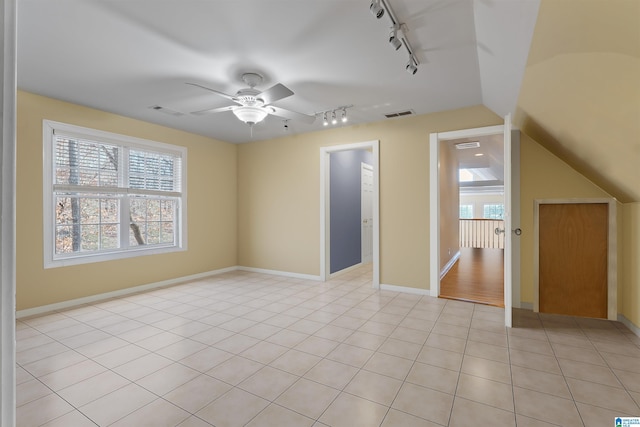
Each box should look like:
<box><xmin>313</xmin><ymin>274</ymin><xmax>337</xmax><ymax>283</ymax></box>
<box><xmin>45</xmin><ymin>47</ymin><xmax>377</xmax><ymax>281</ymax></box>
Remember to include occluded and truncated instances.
<box><xmin>17</xmin><ymin>0</ymin><xmax>540</xmax><ymax>144</ymax></box>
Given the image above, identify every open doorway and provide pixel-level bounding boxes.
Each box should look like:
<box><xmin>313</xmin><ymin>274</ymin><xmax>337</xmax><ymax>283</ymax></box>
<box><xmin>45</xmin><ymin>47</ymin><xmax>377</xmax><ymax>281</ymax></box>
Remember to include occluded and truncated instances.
<box><xmin>429</xmin><ymin>119</ymin><xmax>520</xmax><ymax>328</ymax></box>
<box><xmin>439</xmin><ymin>134</ymin><xmax>506</xmax><ymax>307</ymax></box>
<box><xmin>320</xmin><ymin>141</ymin><xmax>380</xmax><ymax>288</ymax></box>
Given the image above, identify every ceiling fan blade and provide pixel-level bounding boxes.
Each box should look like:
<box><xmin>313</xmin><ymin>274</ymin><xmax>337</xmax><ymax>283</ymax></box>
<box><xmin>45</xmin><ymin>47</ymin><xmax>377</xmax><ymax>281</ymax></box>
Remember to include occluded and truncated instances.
<box><xmin>186</xmin><ymin>82</ymin><xmax>237</xmax><ymax>102</ymax></box>
<box><xmin>191</xmin><ymin>105</ymin><xmax>236</xmax><ymax>116</ymax></box>
<box><xmin>269</xmin><ymin>106</ymin><xmax>316</xmax><ymax>124</ymax></box>
<box><xmin>258</xmin><ymin>83</ymin><xmax>294</xmax><ymax>105</ymax></box>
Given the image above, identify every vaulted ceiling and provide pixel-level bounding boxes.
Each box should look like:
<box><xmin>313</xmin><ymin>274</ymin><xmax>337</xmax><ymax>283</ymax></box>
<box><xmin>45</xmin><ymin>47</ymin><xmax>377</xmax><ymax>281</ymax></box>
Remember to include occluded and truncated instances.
<box><xmin>17</xmin><ymin>0</ymin><xmax>538</xmax><ymax>143</ymax></box>
<box><xmin>16</xmin><ymin>0</ymin><xmax>639</xmax><ymax>202</ymax></box>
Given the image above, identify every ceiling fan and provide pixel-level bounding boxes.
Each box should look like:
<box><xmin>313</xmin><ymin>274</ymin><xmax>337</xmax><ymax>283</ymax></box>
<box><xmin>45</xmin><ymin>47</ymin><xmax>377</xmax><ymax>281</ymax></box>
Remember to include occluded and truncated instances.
<box><xmin>187</xmin><ymin>73</ymin><xmax>316</xmax><ymax>126</ymax></box>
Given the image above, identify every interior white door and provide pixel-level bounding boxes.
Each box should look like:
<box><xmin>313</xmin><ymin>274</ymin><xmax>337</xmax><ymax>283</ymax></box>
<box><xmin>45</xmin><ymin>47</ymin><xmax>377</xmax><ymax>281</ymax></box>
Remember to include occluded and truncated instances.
<box><xmin>361</xmin><ymin>163</ymin><xmax>373</xmax><ymax>264</ymax></box>
<box><xmin>503</xmin><ymin>114</ymin><xmax>513</xmax><ymax>328</ymax></box>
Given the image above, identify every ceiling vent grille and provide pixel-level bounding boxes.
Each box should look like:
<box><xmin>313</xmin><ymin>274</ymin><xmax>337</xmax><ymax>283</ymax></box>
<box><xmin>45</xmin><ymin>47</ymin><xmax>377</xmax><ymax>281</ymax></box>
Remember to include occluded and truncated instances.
<box><xmin>384</xmin><ymin>110</ymin><xmax>414</xmax><ymax>118</ymax></box>
<box><xmin>454</xmin><ymin>141</ymin><xmax>481</xmax><ymax>150</ymax></box>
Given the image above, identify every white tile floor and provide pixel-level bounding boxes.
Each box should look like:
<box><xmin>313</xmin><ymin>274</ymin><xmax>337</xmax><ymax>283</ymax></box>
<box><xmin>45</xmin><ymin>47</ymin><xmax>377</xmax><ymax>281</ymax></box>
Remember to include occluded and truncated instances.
<box><xmin>15</xmin><ymin>265</ymin><xmax>640</xmax><ymax>426</ymax></box>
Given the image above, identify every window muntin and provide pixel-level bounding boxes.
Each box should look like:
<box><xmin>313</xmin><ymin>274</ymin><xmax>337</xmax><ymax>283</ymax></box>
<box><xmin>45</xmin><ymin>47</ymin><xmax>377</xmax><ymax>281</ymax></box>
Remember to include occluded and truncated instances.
<box><xmin>44</xmin><ymin>121</ymin><xmax>186</xmax><ymax>268</ymax></box>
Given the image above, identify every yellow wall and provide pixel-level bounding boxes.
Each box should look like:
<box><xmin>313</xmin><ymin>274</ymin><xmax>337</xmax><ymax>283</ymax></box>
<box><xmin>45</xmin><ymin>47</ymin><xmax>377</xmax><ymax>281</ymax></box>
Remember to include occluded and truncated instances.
<box><xmin>439</xmin><ymin>142</ymin><xmax>459</xmax><ymax>271</ymax></box>
<box><xmin>17</xmin><ymin>91</ymin><xmax>238</xmax><ymax>310</ymax></box>
<box><xmin>621</xmin><ymin>203</ymin><xmax>640</xmax><ymax>327</ymax></box>
<box><xmin>516</xmin><ymin>0</ymin><xmax>640</xmax><ymax>203</ymax></box>
<box><xmin>519</xmin><ymin>132</ymin><xmax>615</xmax><ymax>304</ymax></box>
<box><xmin>237</xmin><ymin>106</ymin><xmax>502</xmax><ymax>289</ymax></box>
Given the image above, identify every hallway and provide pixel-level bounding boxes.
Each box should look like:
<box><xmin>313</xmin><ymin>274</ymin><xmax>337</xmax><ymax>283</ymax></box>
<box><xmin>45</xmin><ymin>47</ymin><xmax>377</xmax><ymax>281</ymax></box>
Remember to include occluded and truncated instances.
<box><xmin>440</xmin><ymin>247</ymin><xmax>504</xmax><ymax>307</ymax></box>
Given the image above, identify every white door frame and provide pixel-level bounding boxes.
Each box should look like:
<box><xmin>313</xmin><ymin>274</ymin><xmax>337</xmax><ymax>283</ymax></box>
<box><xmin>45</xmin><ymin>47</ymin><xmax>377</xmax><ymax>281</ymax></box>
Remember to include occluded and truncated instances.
<box><xmin>533</xmin><ymin>198</ymin><xmax>617</xmax><ymax>320</ymax></box>
<box><xmin>320</xmin><ymin>141</ymin><xmax>380</xmax><ymax>288</ymax></box>
<box><xmin>361</xmin><ymin>162</ymin><xmax>373</xmax><ymax>264</ymax></box>
<box><xmin>429</xmin><ymin>119</ymin><xmax>519</xmax><ymax>327</ymax></box>
<box><xmin>1</xmin><ymin>0</ymin><xmax>18</xmax><ymax>424</ymax></box>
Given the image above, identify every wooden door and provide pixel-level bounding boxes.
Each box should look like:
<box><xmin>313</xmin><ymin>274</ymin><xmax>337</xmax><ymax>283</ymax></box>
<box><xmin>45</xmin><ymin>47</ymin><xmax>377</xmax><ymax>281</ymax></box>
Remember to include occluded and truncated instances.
<box><xmin>539</xmin><ymin>203</ymin><xmax>608</xmax><ymax>318</ymax></box>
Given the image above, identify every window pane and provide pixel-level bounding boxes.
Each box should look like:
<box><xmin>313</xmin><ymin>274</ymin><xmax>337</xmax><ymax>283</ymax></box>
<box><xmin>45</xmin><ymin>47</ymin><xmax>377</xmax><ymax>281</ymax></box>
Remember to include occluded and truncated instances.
<box><xmin>147</xmin><ymin>222</ymin><xmax>161</xmax><ymax>245</ymax></box>
<box><xmin>55</xmin><ymin>225</ymin><xmax>74</xmax><ymax>254</ymax></box>
<box><xmin>483</xmin><ymin>204</ymin><xmax>505</xmax><ymax>219</ymax></box>
<box><xmin>128</xmin><ymin>149</ymin><xmax>180</xmax><ymax>192</ymax></box>
<box><xmin>130</xmin><ymin>222</ymin><xmax>146</xmax><ymax>246</ymax></box>
<box><xmin>459</xmin><ymin>205</ymin><xmax>473</xmax><ymax>219</ymax></box>
<box><xmin>101</xmin><ymin>224</ymin><xmax>119</xmax><ymax>249</ymax></box>
<box><xmin>81</xmin><ymin>225</ymin><xmax>99</xmax><ymax>251</ymax></box>
<box><xmin>55</xmin><ymin>137</ymin><xmax>119</xmax><ymax>187</ymax></box>
<box><xmin>100</xmin><ymin>198</ymin><xmax>119</xmax><ymax>223</ymax></box>
<box><xmin>160</xmin><ymin>222</ymin><xmax>174</xmax><ymax>244</ymax></box>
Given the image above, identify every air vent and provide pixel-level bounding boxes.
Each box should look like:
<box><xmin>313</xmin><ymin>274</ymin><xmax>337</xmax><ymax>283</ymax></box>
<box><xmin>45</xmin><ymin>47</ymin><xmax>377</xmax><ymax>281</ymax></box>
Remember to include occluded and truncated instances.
<box><xmin>454</xmin><ymin>141</ymin><xmax>481</xmax><ymax>150</ymax></box>
<box><xmin>149</xmin><ymin>105</ymin><xmax>185</xmax><ymax>117</ymax></box>
<box><xmin>384</xmin><ymin>110</ymin><xmax>414</xmax><ymax>118</ymax></box>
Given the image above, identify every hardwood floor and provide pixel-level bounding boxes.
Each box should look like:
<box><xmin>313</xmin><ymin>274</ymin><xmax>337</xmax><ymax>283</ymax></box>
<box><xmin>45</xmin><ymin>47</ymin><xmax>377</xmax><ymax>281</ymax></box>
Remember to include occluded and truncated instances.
<box><xmin>439</xmin><ymin>247</ymin><xmax>504</xmax><ymax>307</ymax></box>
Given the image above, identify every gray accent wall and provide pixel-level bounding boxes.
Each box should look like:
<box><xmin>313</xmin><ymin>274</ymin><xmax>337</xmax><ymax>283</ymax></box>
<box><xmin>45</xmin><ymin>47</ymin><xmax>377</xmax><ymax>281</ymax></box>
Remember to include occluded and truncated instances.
<box><xmin>330</xmin><ymin>149</ymin><xmax>372</xmax><ymax>274</ymax></box>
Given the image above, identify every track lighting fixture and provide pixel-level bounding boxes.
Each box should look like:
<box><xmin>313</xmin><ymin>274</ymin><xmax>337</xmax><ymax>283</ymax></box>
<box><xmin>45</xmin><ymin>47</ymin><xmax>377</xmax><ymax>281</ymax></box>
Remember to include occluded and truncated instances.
<box><xmin>283</xmin><ymin>120</ymin><xmax>289</xmax><ymax>131</ymax></box>
<box><xmin>316</xmin><ymin>105</ymin><xmax>353</xmax><ymax>127</ymax></box>
<box><xmin>370</xmin><ymin>0</ymin><xmax>384</xmax><ymax>19</ymax></box>
<box><xmin>369</xmin><ymin>0</ymin><xmax>420</xmax><ymax>76</ymax></box>
<box><xmin>406</xmin><ymin>58</ymin><xmax>418</xmax><ymax>75</ymax></box>
<box><xmin>389</xmin><ymin>24</ymin><xmax>402</xmax><ymax>51</ymax></box>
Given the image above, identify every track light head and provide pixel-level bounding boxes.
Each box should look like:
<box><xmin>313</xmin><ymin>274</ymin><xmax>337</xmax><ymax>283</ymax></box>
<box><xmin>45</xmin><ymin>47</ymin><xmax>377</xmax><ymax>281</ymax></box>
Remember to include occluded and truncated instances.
<box><xmin>331</xmin><ymin>111</ymin><xmax>337</xmax><ymax>125</ymax></box>
<box><xmin>322</xmin><ymin>112</ymin><xmax>329</xmax><ymax>126</ymax></box>
<box><xmin>389</xmin><ymin>26</ymin><xmax>402</xmax><ymax>51</ymax></box>
<box><xmin>370</xmin><ymin>0</ymin><xmax>384</xmax><ymax>19</ymax></box>
<box><xmin>341</xmin><ymin>109</ymin><xmax>348</xmax><ymax>123</ymax></box>
<box><xmin>406</xmin><ymin>59</ymin><xmax>418</xmax><ymax>75</ymax></box>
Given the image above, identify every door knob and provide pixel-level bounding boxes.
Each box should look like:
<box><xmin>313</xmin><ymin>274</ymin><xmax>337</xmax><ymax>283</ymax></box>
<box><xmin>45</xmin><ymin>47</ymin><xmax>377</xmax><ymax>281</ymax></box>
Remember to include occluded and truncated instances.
<box><xmin>513</xmin><ymin>228</ymin><xmax>522</xmax><ymax>236</ymax></box>
<box><xmin>494</xmin><ymin>228</ymin><xmax>505</xmax><ymax>235</ymax></box>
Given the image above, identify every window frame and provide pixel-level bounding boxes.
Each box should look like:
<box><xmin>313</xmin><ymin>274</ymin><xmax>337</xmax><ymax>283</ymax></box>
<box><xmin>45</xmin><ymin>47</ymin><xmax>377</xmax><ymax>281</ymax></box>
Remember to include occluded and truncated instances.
<box><xmin>43</xmin><ymin>120</ymin><xmax>187</xmax><ymax>268</ymax></box>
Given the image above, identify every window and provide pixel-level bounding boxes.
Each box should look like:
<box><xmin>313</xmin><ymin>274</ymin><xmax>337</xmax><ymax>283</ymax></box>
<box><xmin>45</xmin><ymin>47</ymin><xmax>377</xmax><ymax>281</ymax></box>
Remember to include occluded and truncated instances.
<box><xmin>459</xmin><ymin>204</ymin><xmax>473</xmax><ymax>219</ymax></box>
<box><xmin>43</xmin><ymin>120</ymin><xmax>187</xmax><ymax>268</ymax></box>
<box><xmin>483</xmin><ymin>203</ymin><xmax>505</xmax><ymax>219</ymax></box>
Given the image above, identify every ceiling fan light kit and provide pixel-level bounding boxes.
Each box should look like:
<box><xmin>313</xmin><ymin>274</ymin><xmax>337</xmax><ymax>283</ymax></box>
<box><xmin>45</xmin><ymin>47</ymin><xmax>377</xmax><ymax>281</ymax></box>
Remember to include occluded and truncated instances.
<box><xmin>371</xmin><ymin>0</ymin><xmax>419</xmax><ymax>75</ymax></box>
<box><xmin>187</xmin><ymin>72</ymin><xmax>315</xmax><ymax>127</ymax></box>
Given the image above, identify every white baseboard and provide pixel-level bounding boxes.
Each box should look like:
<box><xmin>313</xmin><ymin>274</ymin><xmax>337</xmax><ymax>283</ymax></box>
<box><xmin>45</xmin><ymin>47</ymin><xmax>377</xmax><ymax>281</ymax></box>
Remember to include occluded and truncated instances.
<box><xmin>237</xmin><ymin>266</ymin><xmax>321</xmax><ymax>282</ymax></box>
<box><xmin>380</xmin><ymin>283</ymin><xmax>431</xmax><ymax>296</ymax></box>
<box><xmin>328</xmin><ymin>262</ymin><xmax>363</xmax><ymax>279</ymax></box>
<box><xmin>618</xmin><ymin>314</ymin><xmax>640</xmax><ymax>339</ymax></box>
<box><xmin>16</xmin><ymin>266</ymin><xmax>238</xmax><ymax>319</ymax></box>
<box><xmin>439</xmin><ymin>250</ymin><xmax>461</xmax><ymax>280</ymax></box>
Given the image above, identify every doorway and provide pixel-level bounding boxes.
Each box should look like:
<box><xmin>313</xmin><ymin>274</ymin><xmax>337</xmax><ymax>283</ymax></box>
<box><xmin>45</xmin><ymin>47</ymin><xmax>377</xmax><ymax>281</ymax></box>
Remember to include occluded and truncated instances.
<box><xmin>534</xmin><ymin>199</ymin><xmax>617</xmax><ymax>320</ymax></box>
<box><xmin>439</xmin><ymin>134</ymin><xmax>506</xmax><ymax>307</ymax></box>
<box><xmin>320</xmin><ymin>141</ymin><xmax>380</xmax><ymax>288</ymax></box>
<box><xmin>429</xmin><ymin>117</ymin><xmax>520</xmax><ymax>327</ymax></box>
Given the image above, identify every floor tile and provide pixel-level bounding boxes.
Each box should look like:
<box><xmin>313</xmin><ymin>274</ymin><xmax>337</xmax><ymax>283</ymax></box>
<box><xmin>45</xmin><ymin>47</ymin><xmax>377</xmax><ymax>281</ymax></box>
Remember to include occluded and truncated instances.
<box><xmin>164</xmin><ymin>374</ymin><xmax>231</xmax><ymax>413</ymax></box>
<box><xmin>363</xmin><ymin>351</ymin><xmax>414</xmax><ymax>380</ymax></box>
<box><xmin>513</xmin><ymin>386</ymin><xmax>583</xmax><ymax>426</ymax></box>
<box><xmin>304</xmin><ymin>358</ymin><xmax>359</xmax><ymax>390</ymax></box>
<box><xmin>344</xmin><ymin>369</ymin><xmax>403</xmax><ymax>406</ymax></box>
<box><xmin>137</xmin><ymin>362</ymin><xmax>200</xmax><ymax>395</ymax></box>
<box><xmin>326</xmin><ymin>342</ymin><xmax>375</xmax><ymax>368</ymax></box>
<box><xmin>269</xmin><ymin>349</ymin><xmax>322</xmax><ymax>376</ymax></box>
<box><xmin>275</xmin><ymin>378</ymin><xmax>340</xmax><ymax>419</ymax></box>
<box><xmin>511</xmin><ymin>365</ymin><xmax>571</xmax><ymax>399</ymax></box>
<box><xmin>39</xmin><ymin>410</ymin><xmax>98</xmax><ymax>427</ymax></box>
<box><xmin>16</xmin><ymin>393</ymin><xmax>74</xmax><ymax>427</ymax></box>
<box><xmin>449</xmin><ymin>397</ymin><xmax>516</xmax><ymax>427</ymax></box>
<box><xmin>565</xmin><ymin>377</ymin><xmax>640</xmax><ymax>413</ymax></box>
<box><xmin>558</xmin><ymin>357</ymin><xmax>622</xmax><ymax>387</ymax></box>
<box><xmin>245</xmin><ymin>403</ymin><xmax>315</xmax><ymax>427</ymax></box>
<box><xmin>392</xmin><ymin>382</ymin><xmax>454</xmax><ymax>426</ymax></box>
<box><xmin>456</xmin><ymin>373</ymin><xmax>514</xmax><ymax>412</ymax></box>
<box><xmin>16</xmin><ymin>378</ymin><xmax>52</xmax><ymax>407</ymax></box>
<box><xmin>206</xmin><ymin>355</ymin><xmax>265</xmax><ymax>385</ymax></box>
<box><xmin>238</xmin><ymin>365</ymin><xmax>299</xmax><ymax>401</ymax></box>
<box><xmin>380</xmin><ymin>409</ymin><xmax>442</xmax><ymax>427</ymax></box>
<box><xmin>461</xmin><ymin>354</ymin><xmax>512</xmax><ymax>384</ymax></box>
<box><xmin>79</xmin><ymin>383</ymin><xmax>157</xmax><ymax>426</ymax></box>
<box><xmin>464</xmin><ymin>340</ymin><xmax>509</xmax><ymax>363</ymax></box>
<box><xmin>109</xmin><ymin>398</ymin><xmax>191</xmax><ymax>427</ymax></box>
<box><xmin>406</xmin><ymin>361</ymin><xmax>459</xmax><ymax>394</ymax></box>
<box><xmin>57</xmin><ymin>370</ymin><xmax>130</xmax><ymax>407</ymax></box>
<box><xmin>318</xmin><ymin>392</ymin><xmax>388</xmax><ymax>427</ymax></box>
<box><xmin>196</xmin><ymin>387</ymin><xmax>269</xmax><ymax>427</ymax></box>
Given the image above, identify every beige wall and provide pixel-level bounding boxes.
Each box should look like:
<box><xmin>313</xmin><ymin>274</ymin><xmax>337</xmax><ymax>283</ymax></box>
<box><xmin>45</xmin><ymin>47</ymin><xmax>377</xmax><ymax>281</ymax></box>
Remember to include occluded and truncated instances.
<box><xmin>17</xmin><ymin>91</ymin><xmax>238</xmax><ymax>310</ymax></box>
<box><xmin>237</xmin><ymin>106</ymin><xmax>502</xmax><ymax>289</ymax></box>
<box><xmin>621</xmin><ymin>203</ymin><xmax>640</xmax><ymax>327</ymax></box>
<box><xmin>438</xmin><ymin>142</ymin><xmax>460</xmax><ymax>271</ymax></box>
<box><xmin>519</xmin><ymin>133</ymin><xmax>616</xmax><ymax>304</ymax></box>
